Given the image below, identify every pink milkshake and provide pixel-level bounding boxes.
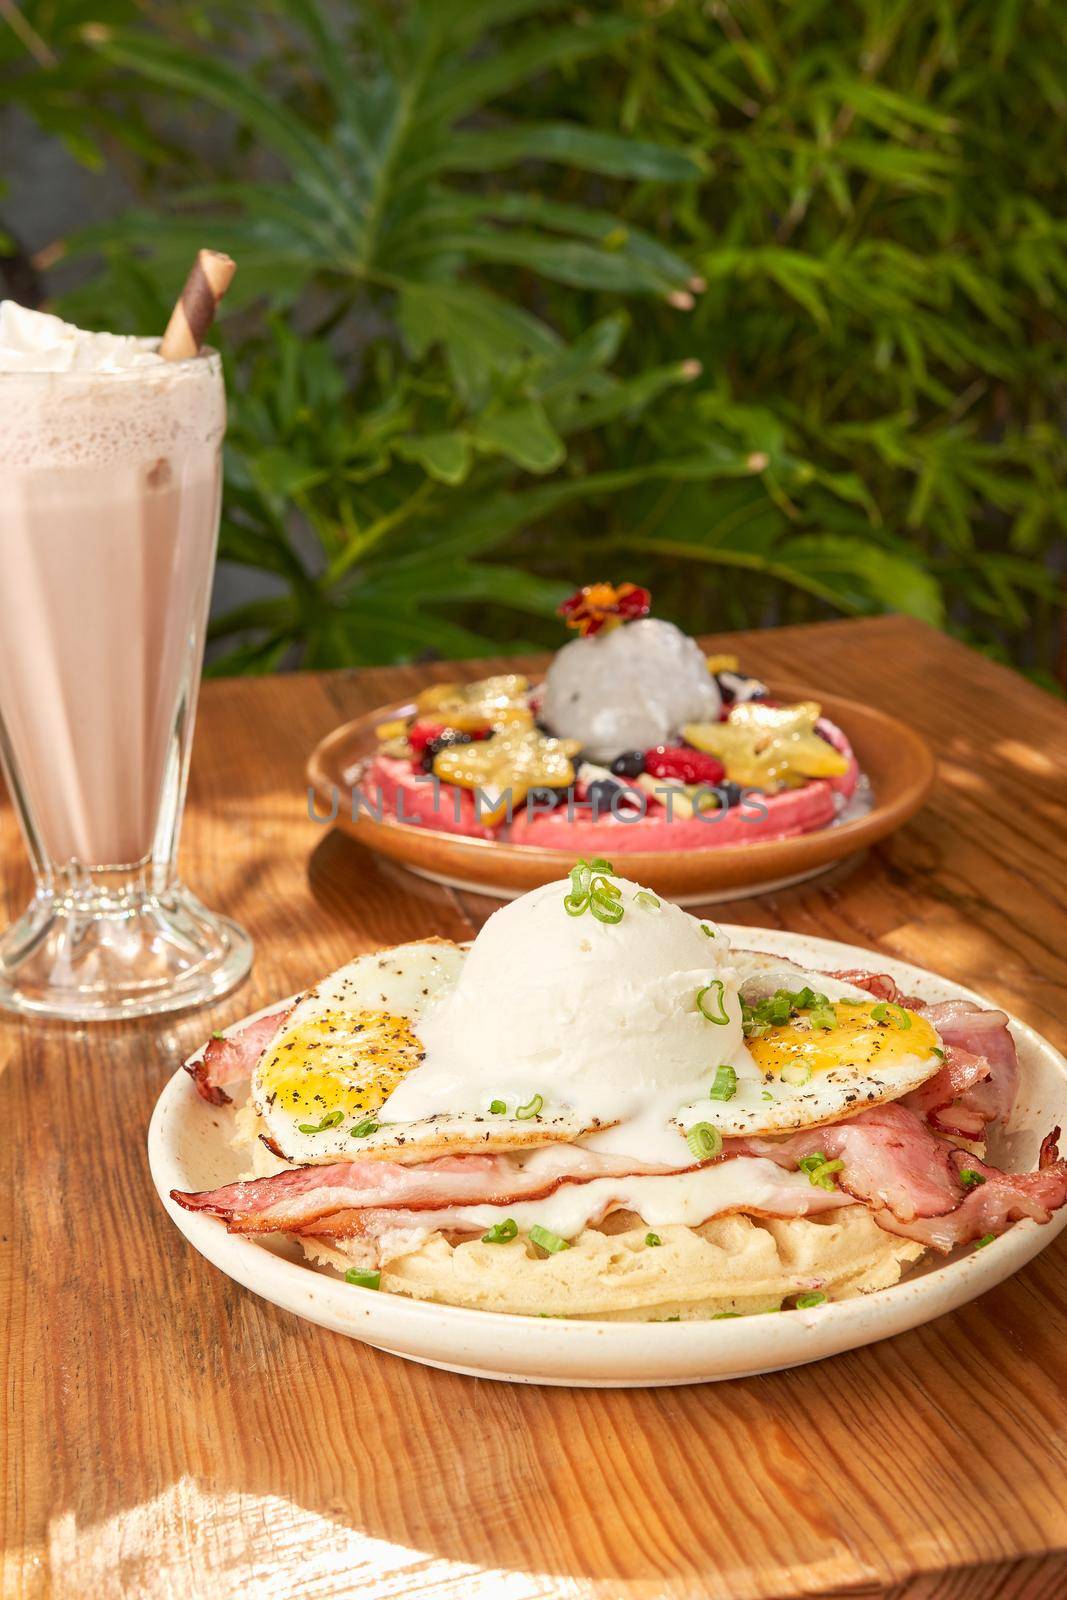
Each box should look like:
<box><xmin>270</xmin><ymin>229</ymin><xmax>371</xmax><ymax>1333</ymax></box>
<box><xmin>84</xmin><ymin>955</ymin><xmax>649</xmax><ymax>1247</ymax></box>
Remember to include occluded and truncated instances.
<box><xmin>0</xmin><ymin>302</ymin><xmax>251</xmax><ymax>1019</ymax></box>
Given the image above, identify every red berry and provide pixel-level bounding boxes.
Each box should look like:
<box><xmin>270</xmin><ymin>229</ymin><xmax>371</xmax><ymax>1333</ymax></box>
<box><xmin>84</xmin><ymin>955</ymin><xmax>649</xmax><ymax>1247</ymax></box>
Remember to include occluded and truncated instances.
<box><xmin>408</xmin><ymin>721</ymin><xmax>447</xmax><ymax>753</ymax></box>
<box><xmin>408</xmin><ymin>719</ymin><xmax>490</xmax><ymax>752</ymax></box>
<box><xmin>644</xmin><ymin>746</ymin><xmax>725</xmax><ymax>785</ymax></box>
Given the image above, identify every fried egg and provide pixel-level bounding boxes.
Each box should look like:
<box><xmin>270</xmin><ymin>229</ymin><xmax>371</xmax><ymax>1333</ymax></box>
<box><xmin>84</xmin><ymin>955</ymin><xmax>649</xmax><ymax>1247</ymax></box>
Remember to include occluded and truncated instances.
<box><xmin>675</xmin><ymin>963</ymin><xmax>944</xmax><ymax>1138</ymax></box>
<box><xmin>252</xmin><ymin>940</ymin><xmax>466</xmax><ymax>1163</ymax></box>
<box><xmin>250</xmin><ymin>938</ymin><xmax>604</xmax><ymax>1164</ymax></box>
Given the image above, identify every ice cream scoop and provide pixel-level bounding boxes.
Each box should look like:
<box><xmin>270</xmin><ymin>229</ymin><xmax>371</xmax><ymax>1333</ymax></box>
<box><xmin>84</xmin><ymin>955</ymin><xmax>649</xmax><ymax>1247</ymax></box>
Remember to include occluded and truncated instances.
<box><xmin>381</xmin><ymin>874</ymin><xmax>741</xmax><ymax>1162</ymax></box>
<box><xmin>541</xmin><ymin>617</ymin><xmax>721</xmax><ymax>762</ymax></box>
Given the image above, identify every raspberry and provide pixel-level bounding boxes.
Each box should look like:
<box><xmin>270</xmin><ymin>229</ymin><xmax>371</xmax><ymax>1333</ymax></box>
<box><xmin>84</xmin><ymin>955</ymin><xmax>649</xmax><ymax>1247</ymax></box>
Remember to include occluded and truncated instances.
<box><xmin>409</xmin><ymin>719</ymin><xmax>491</xmax><ymax>752</ymax></box>
<box><xmin>407</xmin><ymin>721</ymin><xmax>448</xmax><ymax>754</ymax></box>
<box><xmin>644</xmin><ymin>745</ymin><xmax>725</xmax><ymax>785</ymax></box>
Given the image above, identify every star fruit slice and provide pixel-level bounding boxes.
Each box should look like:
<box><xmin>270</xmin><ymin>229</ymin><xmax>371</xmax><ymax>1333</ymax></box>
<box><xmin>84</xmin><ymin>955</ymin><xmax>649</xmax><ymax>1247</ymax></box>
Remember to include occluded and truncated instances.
<box><xmin>433</xmin><ymin>726</ymin><xmax>581</xmax><ymax>825</ymax></box>
<box><xmin>415</xmin><ymin>674</ymin><xmax>532</xmax><ymax>732</ymax></box>
<box><xmin>683</xmin><ymin>701</ymin><xmax>848</xmax><ymax>789</ymax></box>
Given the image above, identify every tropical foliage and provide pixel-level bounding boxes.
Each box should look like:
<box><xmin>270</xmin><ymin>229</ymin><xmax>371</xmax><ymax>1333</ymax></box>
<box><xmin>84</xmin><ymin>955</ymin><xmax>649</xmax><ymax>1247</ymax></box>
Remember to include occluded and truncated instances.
<box><xmin>3</xmin><ymin>0</ymin><xmax>1065</xmax><ymax>680</ymax></box>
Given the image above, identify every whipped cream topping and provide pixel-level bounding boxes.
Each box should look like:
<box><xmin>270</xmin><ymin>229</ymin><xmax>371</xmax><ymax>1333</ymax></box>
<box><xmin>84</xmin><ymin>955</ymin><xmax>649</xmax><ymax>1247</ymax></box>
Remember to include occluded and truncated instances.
<box><xmin>0</xmin><ymin>301</ymin><xmax>165</xmax><ymax>374</ymax></box>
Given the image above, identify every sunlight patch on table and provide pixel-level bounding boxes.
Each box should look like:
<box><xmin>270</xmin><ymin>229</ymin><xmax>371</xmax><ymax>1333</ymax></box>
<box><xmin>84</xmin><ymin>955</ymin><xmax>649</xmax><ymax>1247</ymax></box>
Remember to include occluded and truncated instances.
<box><xmin>47</xmin><ymin>1478</ymin><xmax>579</xmax><ymax>1599</ymax></box>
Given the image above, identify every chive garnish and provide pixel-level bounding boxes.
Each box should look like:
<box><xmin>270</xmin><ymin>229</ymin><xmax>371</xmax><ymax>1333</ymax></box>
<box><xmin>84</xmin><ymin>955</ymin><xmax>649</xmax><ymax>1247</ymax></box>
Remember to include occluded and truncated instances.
<box><xmin>871</xmin><ymin>1001</ymin><xmax>912</xmax><ymax>1030</ymax></box>
<box><xmin>563</xmin><ymin>858</ymin><xmax>623</xmax><ymax>922</ymax></box>
<box><xmin>741</xmin><ymin>986</ymin><xmax>836</xmax><ymax>1037</ymax></box>
<box><xmin>634</xmin><ymin>890</ymin><xmax>661</xmax><ymax>909</ymax></box>
<box><xmin>686</xmin><ymin>1122</ymin><xmax>723</xmax><ymax>1160</ymax></box>
<box><xmin>975</xmin><ymin>1233</ymin><xmax>996</xmax><ymax>1248</ymax></box>
<box><xmin>298</xmin><ymin>1109</ymin><xmax>344</xmax><ymax>1134</ymax></box>
<box><xmin>530</xmin><ymin>1224</ymin><xmax>569</xmax><ymax>1254</ymax></box>
<box><xmin>709</xmin><ymin>1064</ymin><xmax>737</xmax><ymax>1101</ymax></box>
<box><xmin>345</xmin><ymin>1268</ymin><xmax>381</xmax><ymax>1289</ymax></box>
<box><xmin>349</xmin><ymin>1118</ymin><xmax>379</xmax><ymax>1138</ymax></box>
<box><xmin>515</xmin><ymin>1092</ymin><xmax>543</xmax><ymax>1120</ymax></box>
<box><xmin>798</xmin><ymin>1153</ymin><xmax>843</xmax><ymax>1191</ymax></box>
<box><xmin>645</xmin><ymin>1232</ymin><xmax>662</xmax><ymax>1247</ymax></box>
<box><xmin>697</xmin><ymin>979</ymin><xmax>730</xmax><ymax>1024</ymax></box>
<box><xmin>482</xmin><ymin>1218</ymin><xmax>518</xmax><ymax>1243</ymax></box>
<box><xmin>489</xmin><ymin>1099</ymin><xmax>507</xmax><ymax>1115</ymax></box>
<box><xmin>959</xmin><ymin>1168</ymin><xmax>986</xmax><ymax>1188</ymax></box>
<box><xmin>795</xmin><ymin>1292</ymin><xmax>826</xmax><ymax>1309</ymax></box>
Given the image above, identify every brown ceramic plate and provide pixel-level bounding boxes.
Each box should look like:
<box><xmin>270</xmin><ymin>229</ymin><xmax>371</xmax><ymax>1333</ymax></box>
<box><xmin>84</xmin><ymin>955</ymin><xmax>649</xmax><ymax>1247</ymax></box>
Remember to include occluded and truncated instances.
<box><xmin>307</xmin><ymin>684</ymin><xmax>936</xmax><ymax>904</ymax></box>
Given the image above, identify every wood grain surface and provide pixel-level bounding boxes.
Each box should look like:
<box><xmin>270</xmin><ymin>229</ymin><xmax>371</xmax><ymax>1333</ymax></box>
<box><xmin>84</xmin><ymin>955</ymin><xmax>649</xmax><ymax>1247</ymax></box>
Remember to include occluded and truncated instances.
<box><xmin>3</xmin><ymin>615</ymin><xmax>1067</xmax><ymax>1600</ymax></box>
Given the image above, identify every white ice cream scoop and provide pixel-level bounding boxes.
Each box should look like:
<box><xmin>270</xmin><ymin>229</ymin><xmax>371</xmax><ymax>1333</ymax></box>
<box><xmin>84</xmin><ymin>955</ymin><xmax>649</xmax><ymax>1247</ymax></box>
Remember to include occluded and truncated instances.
<box><xmin>382</xmin><ymin>875</ymin><xmax>740</xmax><ymax>1163</ymax></box>
<box><xmin>540</xmin><ymin>617</ymin><xmax>721</xmax><ymax>762</ymax></box>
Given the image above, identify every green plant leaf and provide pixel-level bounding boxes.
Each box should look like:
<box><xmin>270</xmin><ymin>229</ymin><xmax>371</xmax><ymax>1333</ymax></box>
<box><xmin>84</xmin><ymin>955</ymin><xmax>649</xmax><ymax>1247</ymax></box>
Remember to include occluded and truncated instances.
<box><xmin>471</xmin><ymin>402</ymin><xmax>566</xmax><ymax>473</ymax></box>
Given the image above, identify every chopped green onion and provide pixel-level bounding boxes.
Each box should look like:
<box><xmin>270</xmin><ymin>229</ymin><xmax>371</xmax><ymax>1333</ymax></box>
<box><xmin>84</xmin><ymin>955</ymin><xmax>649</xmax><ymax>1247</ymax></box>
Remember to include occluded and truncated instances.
<box><xmin>349</xmin><ymin>1118</ymin><xmax>379</xmax><ymax>1138</ymax></box>
<box><xmin>515</xmin><ymin>1092</ymin><xmax>543</xmax><ymax>1120</ymax></box>
<box><xmin>298</xmin><ymin>1109</ymin><xmax>344</xmax><ymax>1134</ymax></box>
<box><xmin>959</xmin><ymin>1168</ymin><xmax>986</xmax><ymax>1188</ymax></box>
<box><xmin>530</xmin><ymin>1224</ymin><xmax>570</xmax><ymax>1254</ymax></box>
<box><xmin>645</xmin><ymin>1232</ymin><xmax>662</xmax><ymax>1247</ymax></box>
<box><xmin>780</xmin><ymin>1062</ymin><xmax>813</xmax><ymax>1086</ymax></box>
<box><xmin>564</xmin><ymin>859</ymin><xmax>624</xmax><ymax>923</ymax></box>
<box><xmin>807</xmin><ymin>998</ymin><xmax>837</xmax><ymax>1031</ymax></box>
<box><xmin>686</xmin><ymin>1122</ymin><xmax>723</xmax><ymax>1161</ymax></box>
<box><xmin>871</xmin><ymin>1001</ymin><xmax>912</xmax><ymax>1030</ymax></box>
<box><xmin>590</xmin><ymin>890</ymin><xmax>624</xmax><ymax>925</ymax></box>
<box><xmin>795</xmin><ymin>1291</ymin><xmax>826</xmax><ymax>1309</ymax></box>
<box><xmin>697</xmin><ymin>979</ymin><xmax>730</xmax><ymax>1024</ymax></box>
<box><xmin>211</xmin><ymin>1030</ymin><xmax>225</xmax><ymax>1040</ymax></box>
<box><xmin>761</xmin><ymin>1090</ymin><xmax>774</xmax><ymax>1101</ymax></box>
<box><xmin>482</xmin><ymin>1218</ymin><xmax>518</xmax><ymax>1243</ymax></box>
<box><xmin>798</xmin><ymin>1153</ymin><xmax>843</xmax><ymax>1191</ymax></box>
<box><xmin>709</xmin><ymin>1064</ymin><xmax>738</xmax><ymax>1101</ymax></box>
<box><xmin>798</xmin><ymin>1152</ymin><xmax>827</xmax><ymax>1174</ymax></box>
<box><xmin>932</xmin><ymin>1046</ymin><xmax>945</xmax><ymax>1060</ymax></box>
<box><xmin>488</xmin><ymin>1099</ymin><xmax>507</xmax><ymax>1115</ymax></box>
<box><xmin>345</xmin><ymin>1269</ymin><xmax>381</xmax><ymax>1290</ymax></box>
<box><xmin>701</xmin><ymin>924</ymin><xmax>716</xmax><ymax>938</ymax></box>
<box><xmin>634</xmin><ymin>890</ymin><xmax>661</xmax><ymax>909</ymax></box>
<box><xmin>741</xmin><ymin>986</ymin><xmax>836</xmax><ymax>1037</ymax></box>
<box><xmin>712</xmin><ymin>1311</ymin><xmax>740</xmax><ymax>1319</ymax></box>
<box><xmin>975</xmin><ymin>1233</ymin><xmax>996</xmax><ymax>1249</ymax></box>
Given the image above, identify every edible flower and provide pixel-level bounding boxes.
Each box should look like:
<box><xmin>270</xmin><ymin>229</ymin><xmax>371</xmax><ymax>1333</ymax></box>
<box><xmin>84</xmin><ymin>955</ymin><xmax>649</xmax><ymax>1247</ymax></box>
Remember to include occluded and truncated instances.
<box><xmin>557</xmin><ymin>581</ymin><xmax>651</xmax><ymax>637</ymax></box>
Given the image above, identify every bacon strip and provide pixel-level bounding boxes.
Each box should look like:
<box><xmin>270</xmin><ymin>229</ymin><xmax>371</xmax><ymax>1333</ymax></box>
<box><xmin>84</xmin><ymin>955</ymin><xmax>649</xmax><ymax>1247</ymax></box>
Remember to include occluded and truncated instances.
<box><xmin>185</xmin><ymin>1007</ymin><xmax>292</xmax><ymax>1106</ymax></box>
<box><xmin>319</xmin><ymin>1172</ymin><xmax>854</xmax><ymax>1243</ymax></box>
<box><xmin>171</xmin><ymin>1147</ymin><xmax>694</xmax><ymax>1234</ymax></box>
<box><xmin>826</xmin><ymin>971</ymin><xmax>1018</xmax><ymax>1136</ymax></box>
<box><xmin>735</xmin><ymin>1103</ymin><xmax>1067</xmax><ymax>1251</ymax></box>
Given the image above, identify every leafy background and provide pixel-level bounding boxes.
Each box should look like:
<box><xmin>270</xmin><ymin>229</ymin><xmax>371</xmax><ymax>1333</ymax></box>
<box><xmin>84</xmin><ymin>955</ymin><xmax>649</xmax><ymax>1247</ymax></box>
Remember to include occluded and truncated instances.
<box><xmin>2</xmin><ymin>0</ymin><xmax>1065</xmax><ymax>682</ymax></box>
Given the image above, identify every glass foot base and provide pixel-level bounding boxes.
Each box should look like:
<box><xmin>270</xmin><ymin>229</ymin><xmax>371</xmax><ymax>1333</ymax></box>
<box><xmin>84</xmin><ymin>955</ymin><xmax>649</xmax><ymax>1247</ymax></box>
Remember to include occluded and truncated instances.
<box><xmin>0</xmin><ymin>879</ymin><xmax>253</xmax><ymax>1022</ymax></box>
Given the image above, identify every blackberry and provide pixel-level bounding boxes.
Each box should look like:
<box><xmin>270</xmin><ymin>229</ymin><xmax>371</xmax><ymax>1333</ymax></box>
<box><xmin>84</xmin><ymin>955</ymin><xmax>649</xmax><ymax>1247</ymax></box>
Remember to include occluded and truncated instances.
<box><xmin>527</xmin><ymin>784</ymin><xmax>571</xmax><ymax>811</ymax></box>
<box><xmin>610</xmin><ymin>749</ymin><xmax>646</xmax><ymax>779</ymax></box>
<box><xmin>718</xmin><ymin>781</ymin><xmax>744</xmax><ymax>809</ymax></box>
<box><xmin>587</xmin><ymin>777</ymin><xmax>626</xmax><ymax>814</ymax></box>
<box><xmin>421</xmin><ymin>729</ymin><xmax>473</xmax><ymax>772</ymax></box>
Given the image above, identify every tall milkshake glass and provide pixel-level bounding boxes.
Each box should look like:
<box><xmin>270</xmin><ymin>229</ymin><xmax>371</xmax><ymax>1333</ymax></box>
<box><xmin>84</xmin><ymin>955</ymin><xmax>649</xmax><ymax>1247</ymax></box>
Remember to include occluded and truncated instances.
<box><xmin>0</xmin><ymin>301</ymin><xmax>252</xmax><ymax>1019</ymax></box>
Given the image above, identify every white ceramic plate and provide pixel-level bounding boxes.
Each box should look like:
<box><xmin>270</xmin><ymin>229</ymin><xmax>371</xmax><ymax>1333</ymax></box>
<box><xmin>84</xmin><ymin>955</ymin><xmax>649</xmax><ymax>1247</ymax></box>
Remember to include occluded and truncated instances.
<box><xmin>148</xmin><ymin>928</ymin><xmax>1067</xmax><ymax>1387</ymax></box>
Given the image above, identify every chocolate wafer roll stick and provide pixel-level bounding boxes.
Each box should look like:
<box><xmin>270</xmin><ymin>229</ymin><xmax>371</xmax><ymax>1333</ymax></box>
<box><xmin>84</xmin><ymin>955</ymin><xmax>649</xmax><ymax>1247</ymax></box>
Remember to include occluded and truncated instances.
<box><xmin>159</xmin><ymin>249</ymin><xmax>236</xmax><ymax>362</ymax></box>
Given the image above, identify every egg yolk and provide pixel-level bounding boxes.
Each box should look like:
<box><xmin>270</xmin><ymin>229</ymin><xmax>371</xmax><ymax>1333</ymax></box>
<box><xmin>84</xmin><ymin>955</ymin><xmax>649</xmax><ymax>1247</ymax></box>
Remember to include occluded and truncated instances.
<box><xmin>257</xmin><ymin>1009</ymin><xmax>425</xmax><ymax>1121</ymax></box>
<box><xmin>747</xmin><ymin>1003</ymin><xmax>941</xmax><ymax>1079</ymax></box>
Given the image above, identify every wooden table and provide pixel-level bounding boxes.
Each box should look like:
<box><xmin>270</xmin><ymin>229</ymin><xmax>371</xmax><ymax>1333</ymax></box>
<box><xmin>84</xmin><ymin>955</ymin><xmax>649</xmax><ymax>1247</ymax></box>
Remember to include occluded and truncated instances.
<box><xmin>3</xmin><ymin>615</ymin><xmax>1067</xmax><ymax>1600</ymax></box>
